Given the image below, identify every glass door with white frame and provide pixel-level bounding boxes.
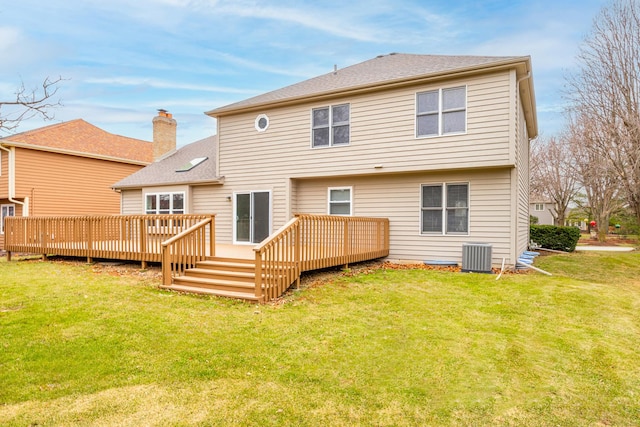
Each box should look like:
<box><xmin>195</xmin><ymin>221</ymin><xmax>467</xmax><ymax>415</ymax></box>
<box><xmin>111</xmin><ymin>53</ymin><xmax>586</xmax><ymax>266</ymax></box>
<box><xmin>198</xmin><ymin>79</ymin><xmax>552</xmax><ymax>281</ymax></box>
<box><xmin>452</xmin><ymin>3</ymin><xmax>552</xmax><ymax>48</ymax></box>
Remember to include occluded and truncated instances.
<box><xmin>234</xmin><ymin>191</ymin><xmax>271</xmax><ymax>244</ymax></box>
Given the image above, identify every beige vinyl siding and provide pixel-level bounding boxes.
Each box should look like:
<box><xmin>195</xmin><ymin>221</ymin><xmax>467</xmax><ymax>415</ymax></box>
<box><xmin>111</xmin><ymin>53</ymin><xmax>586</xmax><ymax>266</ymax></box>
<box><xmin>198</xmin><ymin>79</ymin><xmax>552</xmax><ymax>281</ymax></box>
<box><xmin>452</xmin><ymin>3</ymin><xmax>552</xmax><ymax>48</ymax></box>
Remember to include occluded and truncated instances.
<box><xmin>217</xmin><ymin>70</ymin><xmax>514</xmax><ymax>184</ymax></box>
<box><xmin>14</xmin><ymin>148</ymin><xmax>144</xmax><ymax>216</ymax></box>
<box><xmin>294</xmin><ymin>169</ymin><xmax>514</xmax><ymax>265</ymax></box>
<box><xmin>120</xmin><ymin>189</ymin><xmax>143</xmax><ymax>214</ymax></box>
<box><xmin>191</xmin><ymin>185</ymin><xmax>226</xmax><ymax>245</ymax></box>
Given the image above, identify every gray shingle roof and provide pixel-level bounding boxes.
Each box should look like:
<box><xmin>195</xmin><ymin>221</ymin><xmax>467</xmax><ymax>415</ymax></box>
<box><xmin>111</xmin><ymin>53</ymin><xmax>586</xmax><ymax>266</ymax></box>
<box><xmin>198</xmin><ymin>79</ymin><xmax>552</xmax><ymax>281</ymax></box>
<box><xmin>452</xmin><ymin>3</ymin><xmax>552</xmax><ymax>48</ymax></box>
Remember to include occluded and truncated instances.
<box><xmin>112</xmin><ymin>136</ymin><xmax>219</xmax><ymax>189</ymax></box>
<box><xmin>207</xmin><ymin>53</ymin><xmax>527</xmax><ymax>116</ymax></box>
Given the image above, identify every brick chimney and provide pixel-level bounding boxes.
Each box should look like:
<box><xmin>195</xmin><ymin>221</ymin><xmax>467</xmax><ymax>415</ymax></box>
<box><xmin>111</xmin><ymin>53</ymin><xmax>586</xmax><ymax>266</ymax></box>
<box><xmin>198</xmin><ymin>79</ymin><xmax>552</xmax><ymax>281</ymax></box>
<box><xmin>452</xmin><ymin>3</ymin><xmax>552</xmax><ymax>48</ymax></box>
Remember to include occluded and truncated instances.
<box><xmin>153</xmin><ymin>109</ymin><xmax>177</xmax><ymax>160</ymax></box>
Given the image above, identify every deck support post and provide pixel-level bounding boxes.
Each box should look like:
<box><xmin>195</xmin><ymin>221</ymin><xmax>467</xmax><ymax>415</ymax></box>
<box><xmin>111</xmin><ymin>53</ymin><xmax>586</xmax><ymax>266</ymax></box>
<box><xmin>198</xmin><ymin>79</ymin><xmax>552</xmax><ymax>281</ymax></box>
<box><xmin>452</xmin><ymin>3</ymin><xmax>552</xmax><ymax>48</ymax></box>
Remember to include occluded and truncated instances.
<box><xmin>6</xmin><ymin>251</ymin><xmax>11</xmax><ymax>262</ymax></box>
<box><xmin>141</xmin><ymin>260</ymin><xmax>147</xmax><ymax>270</ymax></box>
<box><xmin>254</xmin><ymin>250</ymin><xmax>263</xmax><ymax>301</ymax></box>
<box><xmin>87</xmin><ymin>257</ymin><xmax>93</xmax><ymax>264</ymax></box>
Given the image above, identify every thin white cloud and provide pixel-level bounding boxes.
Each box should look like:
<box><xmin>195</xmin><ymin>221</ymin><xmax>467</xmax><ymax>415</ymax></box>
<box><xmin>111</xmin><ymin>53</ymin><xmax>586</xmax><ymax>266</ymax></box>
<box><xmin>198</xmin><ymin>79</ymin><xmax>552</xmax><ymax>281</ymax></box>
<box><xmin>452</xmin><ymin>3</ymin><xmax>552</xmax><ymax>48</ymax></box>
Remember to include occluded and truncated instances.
<box><xmin>83</xmin><ymin>76</ymin><xmax>258</xmax><ymax>94</ymax></box>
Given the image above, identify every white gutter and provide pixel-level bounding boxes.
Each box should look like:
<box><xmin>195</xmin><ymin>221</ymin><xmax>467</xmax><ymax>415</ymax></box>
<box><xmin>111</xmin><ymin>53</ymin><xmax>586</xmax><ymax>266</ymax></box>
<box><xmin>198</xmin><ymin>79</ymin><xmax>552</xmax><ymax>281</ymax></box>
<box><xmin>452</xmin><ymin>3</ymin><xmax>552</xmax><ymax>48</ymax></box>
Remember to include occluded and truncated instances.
<box><xmin>0</xmin><ymin>144</ymin><xmax>27</xmax><ymax>213</ymax></box>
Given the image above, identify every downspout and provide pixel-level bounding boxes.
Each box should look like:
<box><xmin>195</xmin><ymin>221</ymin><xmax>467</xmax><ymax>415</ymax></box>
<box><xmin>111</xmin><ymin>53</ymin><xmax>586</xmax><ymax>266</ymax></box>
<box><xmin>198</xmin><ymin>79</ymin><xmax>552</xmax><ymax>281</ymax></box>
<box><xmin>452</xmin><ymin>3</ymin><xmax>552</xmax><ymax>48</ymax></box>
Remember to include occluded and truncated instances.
<box><xmin>0</xmin><ymin>144</ymin><xmax>28</xmax><ymax>214</ymax></box>
<box><xmin>513</xmin><ymin>71</ymin><xmax>533</xmax><ymax>266</ymax></box>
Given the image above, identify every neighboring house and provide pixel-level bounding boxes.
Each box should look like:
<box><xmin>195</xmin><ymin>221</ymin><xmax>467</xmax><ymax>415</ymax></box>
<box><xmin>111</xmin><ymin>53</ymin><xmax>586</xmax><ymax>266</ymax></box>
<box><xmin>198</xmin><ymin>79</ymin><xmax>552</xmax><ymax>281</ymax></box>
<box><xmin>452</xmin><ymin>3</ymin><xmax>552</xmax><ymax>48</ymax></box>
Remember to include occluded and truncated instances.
<box><xmin>117</xmin><ymin>53</ymin><xmax>537</xmax><ymax>267</ymax></box>
<box><xmin>529</xmin><ymin>199</ymin><xmax>556</xmax><ymax>225</ymax></box>
<box><xmin>0</xmin><ymin>119</ymin><xmax>154</xmax><ymax>249</ymax></box>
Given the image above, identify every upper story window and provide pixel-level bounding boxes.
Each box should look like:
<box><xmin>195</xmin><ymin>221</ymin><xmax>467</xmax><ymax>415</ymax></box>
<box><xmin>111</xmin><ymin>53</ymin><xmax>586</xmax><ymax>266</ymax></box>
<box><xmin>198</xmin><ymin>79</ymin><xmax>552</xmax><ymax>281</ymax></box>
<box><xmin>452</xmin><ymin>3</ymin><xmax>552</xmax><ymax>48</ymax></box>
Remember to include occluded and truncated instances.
<box><xmin>328</xmin><ymin>187</ymin><xmax>352</xmax><ymax>215</ymax></box>
<box><xmin>145</xmin><ymin>192</ymin><xmax>185</xmax><ymax>215</ymax></box>
<box><xmin>416</xmin><ymin>86</ymin><xmax>466</xmax><ymax>137</ymax></box>
<box><xmin>421</xmin><ymin>183</ymin><xmax>469</xmax><ymax>234</ymax></box>
<box><xmin>534</xmin><ymin>203</ymin><xmax>544</xmax><ymax>211</ymax></box>
<box><xmin>312</xmin><ymin>104</ymin><xmax>350</xmax><ymax>148</ymax></box>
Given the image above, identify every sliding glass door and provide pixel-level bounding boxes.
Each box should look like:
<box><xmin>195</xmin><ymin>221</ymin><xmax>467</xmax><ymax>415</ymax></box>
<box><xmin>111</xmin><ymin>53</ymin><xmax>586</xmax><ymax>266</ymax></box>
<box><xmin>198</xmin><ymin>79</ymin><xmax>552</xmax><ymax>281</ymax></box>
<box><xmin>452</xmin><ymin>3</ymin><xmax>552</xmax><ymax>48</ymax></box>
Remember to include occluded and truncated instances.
<box><xmin>234</xmin><ymin>191</ymin><xmax>271</xmax><ymax>244</ymax></box>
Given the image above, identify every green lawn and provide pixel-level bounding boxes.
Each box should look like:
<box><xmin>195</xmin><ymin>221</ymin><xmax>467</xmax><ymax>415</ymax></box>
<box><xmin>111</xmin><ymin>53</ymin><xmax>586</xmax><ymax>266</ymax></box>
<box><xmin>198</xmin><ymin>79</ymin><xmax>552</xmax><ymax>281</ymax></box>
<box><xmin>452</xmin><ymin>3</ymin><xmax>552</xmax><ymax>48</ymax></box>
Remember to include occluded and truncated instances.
<box><xmin>1</xmin><ymin>253</ymin><xmax>639</xmax><ymax>426</ymax></box>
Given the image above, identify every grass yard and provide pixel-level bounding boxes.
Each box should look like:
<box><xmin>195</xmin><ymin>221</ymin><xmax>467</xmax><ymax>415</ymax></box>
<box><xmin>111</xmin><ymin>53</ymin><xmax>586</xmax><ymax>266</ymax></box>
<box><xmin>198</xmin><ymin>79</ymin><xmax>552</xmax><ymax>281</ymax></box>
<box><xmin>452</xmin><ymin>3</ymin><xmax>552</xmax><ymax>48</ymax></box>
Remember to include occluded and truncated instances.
<box><xmin>1</xmin><ymin>252</ymin><xmax>640</xmax><ymax>426</ymax></box>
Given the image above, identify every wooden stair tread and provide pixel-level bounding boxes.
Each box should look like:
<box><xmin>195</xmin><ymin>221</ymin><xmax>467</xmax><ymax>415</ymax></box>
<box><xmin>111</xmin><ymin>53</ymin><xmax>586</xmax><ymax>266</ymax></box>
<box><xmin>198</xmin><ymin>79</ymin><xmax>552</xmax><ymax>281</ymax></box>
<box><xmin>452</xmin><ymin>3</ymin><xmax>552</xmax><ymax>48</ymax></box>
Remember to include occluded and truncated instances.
<box><xmin>160</xmin><ymin>284</ymin><xmax>259</xmax><ymax>301</ymax></box>
<box><xmin>173</xmin><ymin>275</ymin><xmax>255</xmax><ymax>289</ymax></box>
<box><xmin>205</xmin><ymin>257</ymin><xmax>254</xmax><ymax>265</ymax></box>
<box><xmin>187</xmin><ymin>267</ymin><xmax>254</xmax><ymax>279</ymax></box>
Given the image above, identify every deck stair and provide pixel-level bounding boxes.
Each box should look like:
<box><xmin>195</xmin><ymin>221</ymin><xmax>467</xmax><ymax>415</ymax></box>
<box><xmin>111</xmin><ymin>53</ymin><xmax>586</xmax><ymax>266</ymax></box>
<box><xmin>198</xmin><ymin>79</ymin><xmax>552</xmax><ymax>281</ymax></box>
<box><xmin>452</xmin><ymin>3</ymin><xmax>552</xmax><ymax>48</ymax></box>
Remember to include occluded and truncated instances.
<box><xmin>159</xmin><ymin>256</ymin><xmax>261</xmax><ymax>302</ymax></box>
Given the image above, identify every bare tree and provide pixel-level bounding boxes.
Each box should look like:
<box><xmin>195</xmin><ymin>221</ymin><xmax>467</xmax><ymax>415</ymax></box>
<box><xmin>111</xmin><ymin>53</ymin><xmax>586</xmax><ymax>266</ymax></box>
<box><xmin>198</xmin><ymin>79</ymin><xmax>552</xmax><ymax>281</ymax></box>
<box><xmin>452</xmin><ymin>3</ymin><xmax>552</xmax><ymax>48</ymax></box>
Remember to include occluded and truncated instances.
<box><xmin>566</xmin><ymin>110</ymin><xmax>625</xmax><ymax>241</ymax></box>
<box><xmin>567</xmin><ymin>0</ymin><xmax>640</xmax><ymax>225</ymax></box>
<box><xmin>530</xmin><ymin>135</ymin><xmax>579</xmax><ymax>225</ymax></box>
<box><xmin>0</xmin><ymin>76</ymin><xmax>64</xmax><ymax>134</ymax></box>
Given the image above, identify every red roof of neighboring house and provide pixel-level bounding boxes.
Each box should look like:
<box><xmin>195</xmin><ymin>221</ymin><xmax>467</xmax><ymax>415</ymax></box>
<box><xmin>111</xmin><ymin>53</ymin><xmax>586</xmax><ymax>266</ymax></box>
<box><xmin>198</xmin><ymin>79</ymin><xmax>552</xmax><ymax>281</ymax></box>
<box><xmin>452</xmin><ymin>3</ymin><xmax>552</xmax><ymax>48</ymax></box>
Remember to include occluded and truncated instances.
<box><xmin>1</xmin><ymin>119</ymin><xmax>153</xmax><ymax>163</ymax></box>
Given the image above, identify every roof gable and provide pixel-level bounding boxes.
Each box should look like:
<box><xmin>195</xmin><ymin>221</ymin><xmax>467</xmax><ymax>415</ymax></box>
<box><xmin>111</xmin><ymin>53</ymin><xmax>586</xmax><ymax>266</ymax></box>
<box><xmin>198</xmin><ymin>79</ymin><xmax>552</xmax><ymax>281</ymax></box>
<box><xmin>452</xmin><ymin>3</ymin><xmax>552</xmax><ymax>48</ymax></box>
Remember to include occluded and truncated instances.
<box><xmin>1</xmin><ymin>119</ymin><xmax>153</xmax><ymax>163</ymax></box>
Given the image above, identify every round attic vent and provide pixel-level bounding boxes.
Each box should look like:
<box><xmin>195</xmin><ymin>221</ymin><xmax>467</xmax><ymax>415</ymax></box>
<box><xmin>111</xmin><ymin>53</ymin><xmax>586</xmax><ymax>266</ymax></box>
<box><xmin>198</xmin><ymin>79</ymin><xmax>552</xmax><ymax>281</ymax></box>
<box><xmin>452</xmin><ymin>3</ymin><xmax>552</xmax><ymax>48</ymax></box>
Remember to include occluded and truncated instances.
<box><xmin>255</xmin><ymin>114</ymin><xmax>269</xmax><ymax>132</ymax></box>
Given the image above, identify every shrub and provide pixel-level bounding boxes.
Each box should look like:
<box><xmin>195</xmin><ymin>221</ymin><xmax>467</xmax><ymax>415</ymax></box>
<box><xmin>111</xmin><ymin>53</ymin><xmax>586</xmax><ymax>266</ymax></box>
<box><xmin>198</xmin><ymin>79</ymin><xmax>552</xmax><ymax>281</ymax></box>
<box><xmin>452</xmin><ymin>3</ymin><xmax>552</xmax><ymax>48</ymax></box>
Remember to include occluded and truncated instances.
<box><xmin>530</xmin><ymin>225</ymin><xmax>581</xmax><ymax>252</ymax></box>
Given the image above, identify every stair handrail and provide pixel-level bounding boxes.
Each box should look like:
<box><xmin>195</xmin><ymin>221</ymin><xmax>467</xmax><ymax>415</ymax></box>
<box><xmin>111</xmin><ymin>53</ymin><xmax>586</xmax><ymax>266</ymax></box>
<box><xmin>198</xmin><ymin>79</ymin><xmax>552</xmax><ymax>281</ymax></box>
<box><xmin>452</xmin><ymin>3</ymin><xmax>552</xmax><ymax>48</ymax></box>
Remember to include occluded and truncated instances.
<box><xmin>161</xmin><ymin>215</ymin><xmax>216</xmax><ymax>286</ymax></box>
<box><xmin>253</xmin><ymin>217</ymin><xmax>300</xmax><ymax>302</ymax></box>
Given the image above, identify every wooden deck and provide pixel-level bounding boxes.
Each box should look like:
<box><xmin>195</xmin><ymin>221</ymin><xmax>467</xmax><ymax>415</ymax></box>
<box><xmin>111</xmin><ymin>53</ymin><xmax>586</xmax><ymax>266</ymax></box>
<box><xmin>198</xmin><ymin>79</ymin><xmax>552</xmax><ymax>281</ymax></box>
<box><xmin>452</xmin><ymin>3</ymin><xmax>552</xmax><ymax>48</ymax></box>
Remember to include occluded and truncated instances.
<box><xmin>4</xmin><ymin>214</ymin><xmax>390</xmax><ymax>302</ymax></box>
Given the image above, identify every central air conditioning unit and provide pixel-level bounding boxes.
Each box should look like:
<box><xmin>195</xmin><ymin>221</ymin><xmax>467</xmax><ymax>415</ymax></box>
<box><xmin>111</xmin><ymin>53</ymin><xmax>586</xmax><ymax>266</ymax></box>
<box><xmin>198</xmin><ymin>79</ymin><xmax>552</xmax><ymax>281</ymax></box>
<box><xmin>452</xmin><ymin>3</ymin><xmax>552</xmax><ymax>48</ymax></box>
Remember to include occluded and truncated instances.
<box><xmin>461</xmin><ymin>243</ymin><xmax>493</xmax><ymax>273</ymax></box>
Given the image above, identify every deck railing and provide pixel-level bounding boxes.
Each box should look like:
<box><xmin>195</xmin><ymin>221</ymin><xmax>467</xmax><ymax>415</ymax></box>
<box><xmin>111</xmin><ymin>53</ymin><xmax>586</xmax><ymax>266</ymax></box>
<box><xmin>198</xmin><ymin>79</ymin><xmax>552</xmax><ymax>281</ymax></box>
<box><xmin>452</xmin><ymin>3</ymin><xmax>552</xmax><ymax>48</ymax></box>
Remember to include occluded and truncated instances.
<box><xmin>254</xmin><ymin>214</ymin><xmax>389</xmax><ymax>301</ymax></box>
<box><xmin>4</xmin><ymin>214</ymin><xmax>215</xmax><ymax>264</ymax></box>
<box><xmin>161</xmin><ymin>217</ymin><xmax>215</xmax><ymax>286</ymax></box>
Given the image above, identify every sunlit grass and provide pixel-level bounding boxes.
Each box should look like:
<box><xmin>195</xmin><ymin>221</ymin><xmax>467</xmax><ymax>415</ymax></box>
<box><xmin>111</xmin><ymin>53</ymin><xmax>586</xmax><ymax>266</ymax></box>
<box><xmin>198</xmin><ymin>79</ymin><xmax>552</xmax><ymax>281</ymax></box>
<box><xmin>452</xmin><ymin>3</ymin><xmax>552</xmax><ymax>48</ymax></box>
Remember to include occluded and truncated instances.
<box><xmin>1</xmin><ymin>254</ymin><xmax>639</xmax><ymax>426</ymax></box>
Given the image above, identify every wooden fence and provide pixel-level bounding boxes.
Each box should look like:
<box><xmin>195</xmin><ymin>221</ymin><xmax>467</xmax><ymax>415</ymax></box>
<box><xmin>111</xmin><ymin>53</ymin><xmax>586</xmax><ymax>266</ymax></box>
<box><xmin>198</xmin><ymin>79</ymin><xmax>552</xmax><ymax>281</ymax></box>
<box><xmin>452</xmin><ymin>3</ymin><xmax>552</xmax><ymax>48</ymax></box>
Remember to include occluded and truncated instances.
<box><xmin>3</xmin><ymin>214</ymin><xmax>215</xmax><ymax>265</ymax></box>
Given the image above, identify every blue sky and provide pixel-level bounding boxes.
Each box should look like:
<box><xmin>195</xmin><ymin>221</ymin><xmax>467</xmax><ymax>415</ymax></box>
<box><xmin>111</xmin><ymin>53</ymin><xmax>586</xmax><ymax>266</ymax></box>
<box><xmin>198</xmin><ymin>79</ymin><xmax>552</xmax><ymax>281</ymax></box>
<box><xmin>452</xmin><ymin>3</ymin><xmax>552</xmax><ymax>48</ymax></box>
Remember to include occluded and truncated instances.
<box><xmin>1</xmin><ymin>0</ymin><xmax>606</xmax><ymax>146</ymax></box>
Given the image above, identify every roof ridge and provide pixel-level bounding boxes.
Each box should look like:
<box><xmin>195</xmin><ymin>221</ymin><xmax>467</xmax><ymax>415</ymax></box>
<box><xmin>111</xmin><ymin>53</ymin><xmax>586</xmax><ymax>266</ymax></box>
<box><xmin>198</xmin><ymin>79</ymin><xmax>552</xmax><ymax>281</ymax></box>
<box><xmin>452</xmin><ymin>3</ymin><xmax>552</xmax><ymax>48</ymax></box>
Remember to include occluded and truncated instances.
<box><xmin>207</xmin><ymin>53</ymin><xmax>530</xmax><ymax>116</ymax></box>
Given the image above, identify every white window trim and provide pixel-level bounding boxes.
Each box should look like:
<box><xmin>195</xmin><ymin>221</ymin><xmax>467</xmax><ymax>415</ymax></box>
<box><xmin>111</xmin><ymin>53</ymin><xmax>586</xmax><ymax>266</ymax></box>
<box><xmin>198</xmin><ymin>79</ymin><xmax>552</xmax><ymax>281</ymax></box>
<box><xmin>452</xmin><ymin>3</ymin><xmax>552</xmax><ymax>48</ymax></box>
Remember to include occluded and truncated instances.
<box><xmin>420</xmin><ymin>182</ymin><xmax>469</xmax><ymax>235</ymax></box>
<box><xmin>255</xmin><ymin>114</ymin><xmax>270</xmax><ymax>132</ymax></box>
<box><xmin>534</xmin><ymin>203</ymin><xmax>544</xmax><ymax>211</ymax></box>
<box><xmin>311</xmin><ymin>103</ymin><xmax>351</xmax><ymax>148</ymax></box>
<box><xmin>415</xmin><ymin>85</ymin><xmax>467</xmax><ymax>138</ymax></box>
<box><xmin>1</xmin><ymin>203</ymin><xmax>16</xmax><ymax>235</ymax></box>
<box><xmin>144</xmin><ymin>191</ymin><xmax>187</xmax><ymax>215</ymax></box>
<box><xmin>328</xmin><ymin>186</ymin><xmax>353</xmax><ymax>216</ymax></box>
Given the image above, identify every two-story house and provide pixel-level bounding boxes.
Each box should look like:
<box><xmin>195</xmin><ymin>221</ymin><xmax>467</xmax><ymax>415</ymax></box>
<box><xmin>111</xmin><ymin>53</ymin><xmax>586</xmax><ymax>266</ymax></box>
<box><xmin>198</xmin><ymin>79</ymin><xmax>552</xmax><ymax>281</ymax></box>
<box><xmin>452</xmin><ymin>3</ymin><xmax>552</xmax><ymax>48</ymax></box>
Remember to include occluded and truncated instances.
<box><xmin>0</xmin><ymin>119</ymin><xmax>155</xmax><ymax>250</ymax></box>
<box><xmin>116</xmin><ymin>53</ymin><xmax>537</xmax><ymax>268</ymax></box>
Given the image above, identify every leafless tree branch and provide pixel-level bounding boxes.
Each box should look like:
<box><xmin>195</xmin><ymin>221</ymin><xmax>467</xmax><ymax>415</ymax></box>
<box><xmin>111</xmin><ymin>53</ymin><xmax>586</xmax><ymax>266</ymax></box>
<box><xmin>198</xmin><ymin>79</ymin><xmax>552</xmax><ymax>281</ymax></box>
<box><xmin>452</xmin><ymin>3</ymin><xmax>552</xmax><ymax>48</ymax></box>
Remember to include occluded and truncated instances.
<box><xmin>0</xmin><ymin>76</ymin><xmax>65</xmax><ymax>134</ymax></box>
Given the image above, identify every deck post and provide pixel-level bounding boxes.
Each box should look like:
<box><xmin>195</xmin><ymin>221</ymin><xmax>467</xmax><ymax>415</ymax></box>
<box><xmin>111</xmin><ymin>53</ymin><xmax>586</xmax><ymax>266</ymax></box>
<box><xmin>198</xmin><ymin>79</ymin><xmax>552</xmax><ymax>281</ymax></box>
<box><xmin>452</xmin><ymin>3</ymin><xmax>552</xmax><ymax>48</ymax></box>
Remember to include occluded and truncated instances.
<box><xmin>294</xmin><ymin>222</ymin><xmax>301</xmax><ymax>289</ymax></box>
<box><xmin>161</xmin><ymin>245</ymin><xmax>171</xmax><ymax>286</ymax></box>
<box><xmin>86</xmin><ymin>217</ymin><xmax>93</xmax><ymax>261</ymax></box>
<box><xmin>343</xmin><ymin>218</ymin><xmax>350</xmax><ymax>267</ymax></box>
<box><xmin>139</xmin><ymin>218</ymin><xmax>146</xmax><ymax>263</ymax></box>
<box><xmin>6</xmin><ymin>251</ymin><xmax>11</xmax><ymax>262</ymax></box>
<box><xmin>254</xmin><ymin>250</ymin><xmax>263</xmax><ymax>301</ymax></box>
<box><xmin>209</xmin><ymin>215</ymin><xmax>215</xmax><ymax>257</ymax></box>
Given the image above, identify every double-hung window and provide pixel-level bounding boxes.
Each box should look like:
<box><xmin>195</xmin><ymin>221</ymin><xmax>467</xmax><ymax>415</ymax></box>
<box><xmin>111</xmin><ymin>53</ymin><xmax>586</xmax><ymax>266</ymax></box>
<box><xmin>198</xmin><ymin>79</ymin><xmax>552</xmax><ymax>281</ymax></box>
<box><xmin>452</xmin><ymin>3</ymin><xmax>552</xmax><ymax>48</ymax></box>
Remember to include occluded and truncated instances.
<box><xmin>145</xmin><ymin>192</ymin><xmax>185</xmax><ymax>215</ymax></box>
<box><xmin>328</xmin><ymin>187</ymin><xmax>352</xmax><ymax>215</ymax></box>
<box><xmin>421</xmin><ymin>183</ymin><xmax>469</xmax><ymax>234</ymax></box>
<box><xmin>416</xmin><ymin>86</ymin><xmax>466</xmax><ymax>137</ymax></box>
<box><xmin>1</xmin><ymin>204</ymin><xmax>15</xmax><ymax>234</ymax></box>
<box><xmin>312</xmin><ymin>104</ymin><xmax>350</xmax><ymax>147</ymax></box>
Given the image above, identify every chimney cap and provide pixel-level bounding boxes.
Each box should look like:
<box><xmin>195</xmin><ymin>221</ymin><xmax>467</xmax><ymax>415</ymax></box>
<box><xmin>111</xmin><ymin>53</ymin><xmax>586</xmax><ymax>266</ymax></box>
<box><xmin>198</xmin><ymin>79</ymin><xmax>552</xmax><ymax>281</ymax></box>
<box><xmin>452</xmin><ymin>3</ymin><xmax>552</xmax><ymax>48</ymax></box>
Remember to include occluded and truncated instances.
<box><xmin>156</xmin><ymin>109</ymin><xmax>172</xmax><ymax>119</ymax></box>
